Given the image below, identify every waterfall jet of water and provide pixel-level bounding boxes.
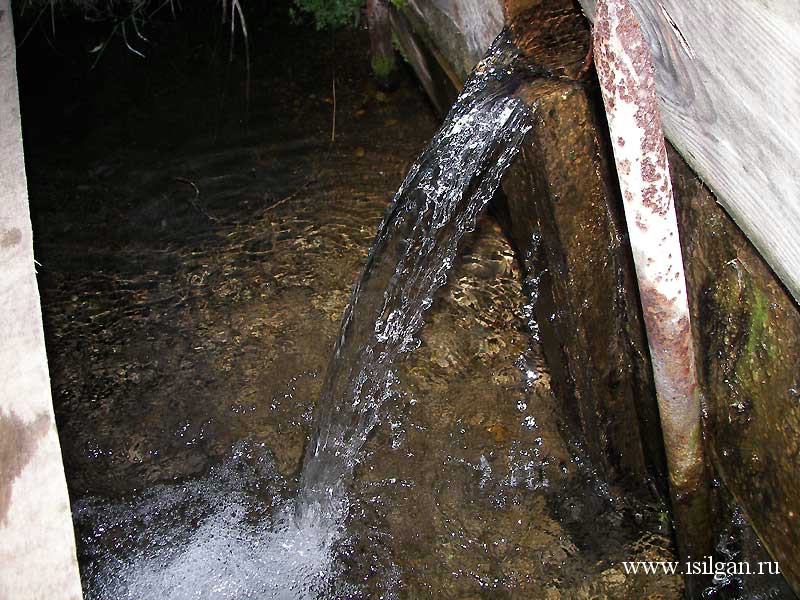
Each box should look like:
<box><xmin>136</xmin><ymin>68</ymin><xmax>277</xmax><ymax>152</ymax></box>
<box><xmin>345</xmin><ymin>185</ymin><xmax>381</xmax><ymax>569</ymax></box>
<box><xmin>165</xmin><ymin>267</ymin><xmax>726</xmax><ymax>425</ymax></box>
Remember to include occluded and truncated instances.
<box><xmin>297</xmin><ymin>31</ymin><xmax>535</xmax><ymax>524</ymax></box>
<box><xmin>592</xmin><ymin>0</ymin><xmax>712</xmax><ymax>579</ymax></box>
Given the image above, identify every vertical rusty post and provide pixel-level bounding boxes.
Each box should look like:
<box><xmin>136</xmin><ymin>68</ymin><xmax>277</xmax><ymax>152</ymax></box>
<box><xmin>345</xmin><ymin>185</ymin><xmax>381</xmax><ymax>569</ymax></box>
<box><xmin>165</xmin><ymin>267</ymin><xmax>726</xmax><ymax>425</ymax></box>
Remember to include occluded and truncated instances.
<box><xmin>366</xmin><ymin>0</ymin><xmax>396</xmax><ymax>88</ymax></box>
<box><xmin>593</xmin><ymin>0</ymin><xmax>712</xmax><ymax>580</ymax></box>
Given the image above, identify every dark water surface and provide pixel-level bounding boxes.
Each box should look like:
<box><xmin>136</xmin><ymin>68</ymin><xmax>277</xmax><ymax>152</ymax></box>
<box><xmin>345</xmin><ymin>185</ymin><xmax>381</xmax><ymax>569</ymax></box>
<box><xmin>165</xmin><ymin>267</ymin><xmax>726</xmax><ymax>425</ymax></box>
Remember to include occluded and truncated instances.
<box><xmin>20</xmin><ymin>8</ymin><xmax>682</xmax><ymax>599</ymax></box>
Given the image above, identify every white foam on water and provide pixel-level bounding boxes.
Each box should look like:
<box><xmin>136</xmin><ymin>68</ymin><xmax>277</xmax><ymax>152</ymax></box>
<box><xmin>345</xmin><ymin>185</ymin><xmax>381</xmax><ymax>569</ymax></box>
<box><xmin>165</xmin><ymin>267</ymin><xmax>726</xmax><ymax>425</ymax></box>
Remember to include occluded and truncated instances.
<box><xmin>75</xmin><ymin>444</ymin><xmax>351</xmax><ymax>600</ymax></box>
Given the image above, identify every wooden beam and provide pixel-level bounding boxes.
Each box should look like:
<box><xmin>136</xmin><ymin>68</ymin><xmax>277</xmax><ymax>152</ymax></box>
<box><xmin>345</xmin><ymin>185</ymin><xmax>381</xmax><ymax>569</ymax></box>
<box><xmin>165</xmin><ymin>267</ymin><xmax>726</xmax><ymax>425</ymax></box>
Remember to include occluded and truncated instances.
<box><xmin>578</xmin><ymin>0</ymin><xmax>800</xmax><ymax>303</ymax></box>
<box><xmin>402</xmin><ymin>0</ymin><xmax>504</xmax><ymax>80</ymax></box>
<box><xmin>0</xmin><ymin>2</ymin><xmax>84</xmax><ymax>598</ymax></box>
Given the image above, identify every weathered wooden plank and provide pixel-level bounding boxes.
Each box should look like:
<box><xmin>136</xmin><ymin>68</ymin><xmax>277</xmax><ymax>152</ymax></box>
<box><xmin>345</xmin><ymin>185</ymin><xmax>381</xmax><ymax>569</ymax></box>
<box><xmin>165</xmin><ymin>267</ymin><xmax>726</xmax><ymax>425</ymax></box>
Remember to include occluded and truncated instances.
<box><xmin>0</xmin><ymin>2</ymin><xmax>84</xmax><ymax>598</ymax></box>
<box><xmin>578</xmin><ymin>0</ymin><xmax>800</xmax><ymax>303</ymax></box>
<box><xmin>403</xmin><ymin>0</ymin><xmax>504</xmax><ymax>80</ymax></box>
<box><xmin>502</xmin><ymin>79</ymin><xmax>662</xmax><ymax>489</ymax></box>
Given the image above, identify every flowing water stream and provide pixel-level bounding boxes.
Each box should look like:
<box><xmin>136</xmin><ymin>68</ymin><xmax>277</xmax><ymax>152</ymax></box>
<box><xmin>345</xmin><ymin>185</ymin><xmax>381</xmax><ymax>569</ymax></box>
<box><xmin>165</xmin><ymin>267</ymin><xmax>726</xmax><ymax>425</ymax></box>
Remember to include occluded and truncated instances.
<box><xmin>77</xmin><ymin>31</ymin><xmax>543</xmax><ymax>598</ymax></box>
<box><xmin>297</xmin><ymin>32</ymin><xmax>533</xmax><ymax>524</ymax></box>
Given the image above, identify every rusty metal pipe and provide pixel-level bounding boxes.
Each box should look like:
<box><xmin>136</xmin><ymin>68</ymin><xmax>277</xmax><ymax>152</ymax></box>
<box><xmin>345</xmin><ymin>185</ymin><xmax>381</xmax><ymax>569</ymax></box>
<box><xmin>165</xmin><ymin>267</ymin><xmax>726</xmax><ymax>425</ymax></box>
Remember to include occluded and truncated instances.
<box><xmin>592</xmin><ymin>0</ymin><xmax>713</xmax><ymax>575</ymax></box>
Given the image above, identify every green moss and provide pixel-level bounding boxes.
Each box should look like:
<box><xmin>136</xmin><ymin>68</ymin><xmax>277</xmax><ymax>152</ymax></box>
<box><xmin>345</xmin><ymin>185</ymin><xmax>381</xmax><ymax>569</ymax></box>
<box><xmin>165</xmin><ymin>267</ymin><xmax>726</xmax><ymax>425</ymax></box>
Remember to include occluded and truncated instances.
<box><xmin>712</xmin><ymin>265</ymin><xmax>779</xmax><ymax>397</ymax></box>
<box><xmin>744</xmin><ymin>284</ymin><xmax>771</xmax><ymax>360</ymax></box>
<box><xmin>392</xmin><ymin>34</ymin><xmax>410</xmax><ymax>65</ymax></box>
<box><xmin>371</xmin><ymin>54</ymin><xmax>396</xmax><ymax>80</ymax></box>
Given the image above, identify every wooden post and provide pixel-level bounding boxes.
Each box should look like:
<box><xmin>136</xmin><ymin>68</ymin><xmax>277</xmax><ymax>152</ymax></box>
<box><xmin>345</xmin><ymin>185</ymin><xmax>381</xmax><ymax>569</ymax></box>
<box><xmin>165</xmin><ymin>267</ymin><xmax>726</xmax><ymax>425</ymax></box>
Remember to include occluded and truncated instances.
<box><xmin>593</xmin><ymin>0</ymin><xmax>712</xmax><ymax>588</ymax></box>
<box><xmin>0</xmin><ymin>3</ymin><xmax>83</xmax><ymax>598</ymax></box>
<box><xmin>367</xmin><ymin>0</ymin><xmax>396</xmax><ymax>88</ymax></box>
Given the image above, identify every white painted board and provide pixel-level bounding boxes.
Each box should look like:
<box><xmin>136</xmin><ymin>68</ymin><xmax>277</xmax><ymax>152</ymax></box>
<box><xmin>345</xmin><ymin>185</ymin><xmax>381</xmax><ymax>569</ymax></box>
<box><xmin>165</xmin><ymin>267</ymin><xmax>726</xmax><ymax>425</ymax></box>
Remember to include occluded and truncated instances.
<box><xmin>0</xmin><ymin>1</ymin><xmax>84</xmax><ymax>597</ymax></box>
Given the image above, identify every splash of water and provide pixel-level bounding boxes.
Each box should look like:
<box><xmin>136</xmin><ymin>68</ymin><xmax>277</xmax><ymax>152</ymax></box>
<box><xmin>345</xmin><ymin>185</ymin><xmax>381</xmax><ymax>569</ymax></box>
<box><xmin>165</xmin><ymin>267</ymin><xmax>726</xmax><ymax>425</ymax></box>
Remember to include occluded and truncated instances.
<box><xmin>76</xmin><ymin>31</ymin><xmax>538</xmax><ymax>599</ymax></box>
<box><xmin>76</xmin><ymin>442</ymin><xmax>360</xmax><ymax>599</ymax></box>
<box><xmin>297</xmin><ymin>31</ymin><xmax>534</xmax><ymax>520</ymax></box>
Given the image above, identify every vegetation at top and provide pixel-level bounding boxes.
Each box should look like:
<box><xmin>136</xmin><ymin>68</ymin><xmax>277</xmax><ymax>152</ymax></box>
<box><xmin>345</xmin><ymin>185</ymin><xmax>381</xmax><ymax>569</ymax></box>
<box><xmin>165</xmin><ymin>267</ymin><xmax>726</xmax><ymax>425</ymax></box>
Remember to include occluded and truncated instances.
<box><xmin>13</xmin><ymin>0</ymin><xmax>404</xmax><ymax>65</ymax></box>
<box><xmin>290</xmin><ymin>0</ymin><xmax>364</xmax><ymax>29</ymax></box>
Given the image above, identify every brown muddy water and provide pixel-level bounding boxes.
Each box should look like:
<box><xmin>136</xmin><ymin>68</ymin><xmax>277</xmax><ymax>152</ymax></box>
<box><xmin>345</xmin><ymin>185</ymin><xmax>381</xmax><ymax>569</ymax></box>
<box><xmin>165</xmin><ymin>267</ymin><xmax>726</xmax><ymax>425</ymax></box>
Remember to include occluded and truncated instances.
<box><xmin>20</xmin><ymin>7</ymin><xmax>681</xmax><ymax>599</ymax></box>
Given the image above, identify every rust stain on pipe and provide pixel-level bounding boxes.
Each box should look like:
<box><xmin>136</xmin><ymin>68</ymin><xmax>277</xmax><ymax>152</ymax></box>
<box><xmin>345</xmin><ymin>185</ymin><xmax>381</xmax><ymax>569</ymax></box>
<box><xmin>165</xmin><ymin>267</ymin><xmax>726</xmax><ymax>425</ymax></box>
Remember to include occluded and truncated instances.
<box><xmin>593</xmin><ymin>0</ymin><xmax>712</xmax><ymax>566</ymax></box>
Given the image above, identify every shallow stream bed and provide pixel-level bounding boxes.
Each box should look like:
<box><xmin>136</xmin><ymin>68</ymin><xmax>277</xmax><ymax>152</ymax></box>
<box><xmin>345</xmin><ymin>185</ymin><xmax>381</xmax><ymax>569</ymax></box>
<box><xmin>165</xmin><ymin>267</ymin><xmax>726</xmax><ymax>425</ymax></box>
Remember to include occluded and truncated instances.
<box><xmin>21</xmin><ymin>9</ymin><xmax>682</xmax><ymax>598</ymax></box>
